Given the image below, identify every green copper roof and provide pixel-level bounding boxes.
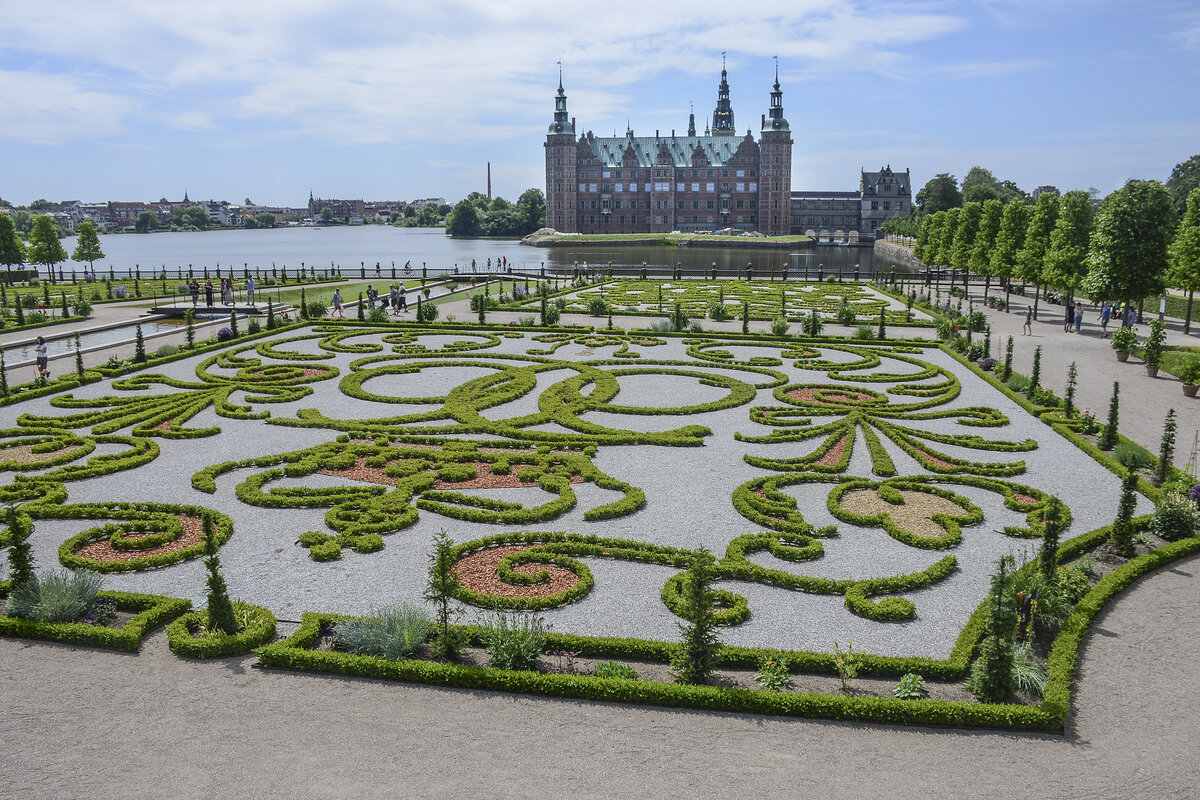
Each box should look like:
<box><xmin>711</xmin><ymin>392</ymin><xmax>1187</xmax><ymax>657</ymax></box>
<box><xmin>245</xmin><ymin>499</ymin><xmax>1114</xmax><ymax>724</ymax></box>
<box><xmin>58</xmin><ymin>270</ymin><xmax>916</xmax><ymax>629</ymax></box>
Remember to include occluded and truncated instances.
<box><xmin>584</xmin><ymin>134</ymin><xmax>748</xmax><ymax>168</ymax></box>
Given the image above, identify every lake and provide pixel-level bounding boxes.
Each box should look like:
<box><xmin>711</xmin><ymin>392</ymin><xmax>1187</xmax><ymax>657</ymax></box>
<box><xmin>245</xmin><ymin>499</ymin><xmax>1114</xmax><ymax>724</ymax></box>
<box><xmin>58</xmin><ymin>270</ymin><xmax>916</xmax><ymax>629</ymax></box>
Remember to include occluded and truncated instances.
<box><xmin>57</xmin><ymin>226</ymin><xmax>910</xmax><ymax>279</ymax></box>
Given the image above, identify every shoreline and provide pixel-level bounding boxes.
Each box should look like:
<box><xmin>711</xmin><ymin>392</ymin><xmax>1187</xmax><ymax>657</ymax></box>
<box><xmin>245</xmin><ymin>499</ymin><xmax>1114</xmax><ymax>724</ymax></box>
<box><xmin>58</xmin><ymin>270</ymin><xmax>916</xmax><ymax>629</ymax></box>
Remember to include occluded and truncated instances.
<box><xmin>522</xmin><ymin>234</ymin><xmax>818</xmax><ymax>250</ymax></box>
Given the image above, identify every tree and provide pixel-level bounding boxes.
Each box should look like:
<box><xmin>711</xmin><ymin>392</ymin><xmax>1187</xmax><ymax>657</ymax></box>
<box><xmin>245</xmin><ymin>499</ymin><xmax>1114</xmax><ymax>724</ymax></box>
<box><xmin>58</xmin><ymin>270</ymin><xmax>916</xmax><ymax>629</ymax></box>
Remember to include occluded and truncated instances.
<box><xmin>255</xmin><ymin>212</ymin><xmax>276</xmax><ymax>228</ymax></box>
<box><xmin>915</xmin><ymin>211</ymin><xmax>942</xmax><ymax>263</ymax></box>
<box><xmin>961</xmin><ymin>166</ymin><xmax>1003</xmax><ymax>205</ymax></box>
<box><xmin>445</xmin><ymin>200</ymin><xmax>482</xmax><ymax>236</ymax></box>
<box><xmin>28</xmin><ymin>199</ymin><xmax>53</xmax><ymax>211</ymax></box>
<box><xmin>669</xmin><ymin>548</ymin><xmax>722</xmax><ymax>685</ymax></box>
<box><xmin>990</xmin><ymin>200</ymin><xmax>1030</xmax><ymax>284</ymax></box>
<box><xmin>515</xmin><ymin>188</ymin><xmax>547</xmax><ymax>233</ymax></box>
<box><xmin>969</xmin><ymin>199</ymin><xmax>1004</xmax><ymax>297</ymax></box>
<box><xmin>1042</xmin><ymin>190</ymin><xmax>1094</xmax><ymax>301</ymax></box>
<box><xmin>26</xmin><ymin>215</ymin><xmax>68</xmax><ymax>280</ymax></box>
<box><xmin>951</xmin><ymin>202</ymin><xmax>982</xmax><ymax>272</ymax></box>
<box><xmin>0</xmin><ymin>213</ymin><xmax>26</xmax><ymax>283</ymax></box>
<box><xmin>915</xmin><ymin>173</ymin><xmax>962</xmax><ymax>215</ymax></box>
<box><xmin>202</xmin><ymin>517</ymin><xmax>237</xmax><ymax>635</ymax></box>
<box><xmin>1167</xmin><ymin>187</ymin><xmax>1200</xmax><ymax>333</ymax></box>
<box><xmin>1015</xmin><ymin>193</ymin><xmax>1059</xmax><ymax>303</ymax></box>
<box><xmin>71</xmin><ymin>221</ymin><xmax>105</xmax><ymax>273</ymax></box>
<box><xmin>1166</xmin><ymin>154</ymin><xmax>1200</xmax><ymax>217</ymax></box>
<box><xmin>1083</xmin><ymin>180</ymin><xmax>1176</xmax><ymax>317</ymax></box>
<box><xmin>182</xmin><ymin>206</ymin><xmax>209</xmax><ymax>229</ymax></box>
<box><xmin>134</xmin><ymin>210</ymin><xmax>156</xmax><ymax>233</ymax></box>
<box><xmin>934</xmin><ymin>207</ymin><xmax>960</xmax><ymax>267</ymax></box>
<box><xmin>319</xmin><ymin>207</ymin><xmax>334</xmax><ymax>223</ymax></box>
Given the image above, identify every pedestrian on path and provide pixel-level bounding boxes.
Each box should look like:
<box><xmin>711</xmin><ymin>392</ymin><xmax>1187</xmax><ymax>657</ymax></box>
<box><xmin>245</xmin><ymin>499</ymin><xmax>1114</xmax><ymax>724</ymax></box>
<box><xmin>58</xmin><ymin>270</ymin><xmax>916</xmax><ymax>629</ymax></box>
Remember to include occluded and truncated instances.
<box><xmin>1024</xmin><ymin>305</ymin><xmax>1033</xmax><ymax>335</ymax></box>
<box><xmin>246</xmin><ymin>276</ymin><xmax>256</xmax><ymax>306</ymax></box>
<box><xmin>1100</xmin><ymin>302</ymin><xmax>1112</xmax><ymax>336</ymax></box>
<box><xmin>189</xmin><ymin>279</ymin><xmax>200</xmax><ymax>306</ymax></box>
<box><xmin>34</xmin><ymin>336</ymin><xmax>48</xmax><ymax>379</ymax></box>
<box><xmin>1074</xmin><ymin>302</ymin><xmax>1083</xmax><ymax>333</ymax></box>
<box><xmin>332</xmin><ymin>288</ymin><xmax>344</xmax><ymax>318</ymax></box>
<box><xmin>1064</xmin><ymin>303</ymin><xmax>1074</xmax><ymax>332</ymax></box>
<box><xmin>204</xmin><ymin>279</ymin><xmax>214</xmax><ymax>307</ymax></box>
<box><xmin>399</xmin><ymin>284</ymin><xmax>407</xmax><ymax>311</ymax></box>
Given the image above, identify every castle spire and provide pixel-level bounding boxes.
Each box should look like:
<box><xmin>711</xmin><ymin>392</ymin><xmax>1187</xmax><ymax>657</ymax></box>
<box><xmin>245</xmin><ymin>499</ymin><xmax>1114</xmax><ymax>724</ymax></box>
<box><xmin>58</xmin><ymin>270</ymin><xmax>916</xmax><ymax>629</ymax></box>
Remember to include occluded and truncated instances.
<box><xmin>688</xmin><ymin>101</ymin><xmax>696</xmax><ymax>136</ymax></box>
<box><xmin>548</xmin><ymin>64</ymin><xmax>572</xmax><ymax>135</ymax></box>
<box><xmin>711</xmin><ymin>52</ymin><xmax>735</xmax><ymax>136</ymax></box>
<box><xmin>763</xmin><ymin>55</ymin><xmax>789</xmax><ymax>133</ymax></box>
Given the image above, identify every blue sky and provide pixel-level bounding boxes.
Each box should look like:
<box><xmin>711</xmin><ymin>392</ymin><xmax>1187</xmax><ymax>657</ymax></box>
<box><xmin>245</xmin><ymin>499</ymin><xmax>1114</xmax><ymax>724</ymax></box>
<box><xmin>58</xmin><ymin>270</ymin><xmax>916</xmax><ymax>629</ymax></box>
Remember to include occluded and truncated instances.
<box><xmin>1</xmin><ymin>0</ymin><xmax>1198</xmax><ymax>207</ymax></box>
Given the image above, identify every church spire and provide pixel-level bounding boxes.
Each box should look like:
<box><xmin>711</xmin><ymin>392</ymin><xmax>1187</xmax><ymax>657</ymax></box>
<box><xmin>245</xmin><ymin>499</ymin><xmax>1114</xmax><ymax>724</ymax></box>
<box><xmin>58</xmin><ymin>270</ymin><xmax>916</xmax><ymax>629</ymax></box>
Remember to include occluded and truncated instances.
<box><xmin>688</xmin><ymin>101</ymin><xmax>696</xmax><ymax>136</ymax></box>
<box><xmin>548</xmin><ymin>63</ymin><xmax>572</xmax><ymax>135</ymax></box>
<box><xmin>711</xmin><ymin>52</ymin><xmax>735</xmax><ymax>136</ymax></box>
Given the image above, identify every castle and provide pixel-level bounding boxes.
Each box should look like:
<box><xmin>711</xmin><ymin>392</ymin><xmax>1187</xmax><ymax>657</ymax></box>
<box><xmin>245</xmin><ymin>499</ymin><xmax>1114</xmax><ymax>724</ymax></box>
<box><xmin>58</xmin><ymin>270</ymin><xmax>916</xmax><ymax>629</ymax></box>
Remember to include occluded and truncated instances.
<box><xmin>544</xmin><ymin>62</ymin><xmax>792</xmax><ymax>236</ymax></box>
<box><xmin>544</xmin><ymin>63</ymin><xmax>911</xmax><ymax>240</ymax></box>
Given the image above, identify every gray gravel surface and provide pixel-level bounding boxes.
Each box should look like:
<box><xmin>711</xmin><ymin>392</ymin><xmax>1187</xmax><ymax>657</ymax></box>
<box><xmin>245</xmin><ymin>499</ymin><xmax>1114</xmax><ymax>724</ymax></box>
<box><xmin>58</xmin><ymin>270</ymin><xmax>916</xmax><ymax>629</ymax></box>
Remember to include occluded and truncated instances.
<box><xmin>0</xmin><ymin>331</ymin><xmax>1151</xmax><ymax>658</ymax></box>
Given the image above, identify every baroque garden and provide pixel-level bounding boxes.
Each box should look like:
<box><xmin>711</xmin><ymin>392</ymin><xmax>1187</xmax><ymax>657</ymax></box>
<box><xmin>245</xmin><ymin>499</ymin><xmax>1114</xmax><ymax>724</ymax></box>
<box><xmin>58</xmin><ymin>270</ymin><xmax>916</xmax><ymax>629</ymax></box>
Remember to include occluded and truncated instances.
<box><xmin>1</xmin><ymin>276</ymin><xmax>1192</xmax><ymax>731</ymax></box>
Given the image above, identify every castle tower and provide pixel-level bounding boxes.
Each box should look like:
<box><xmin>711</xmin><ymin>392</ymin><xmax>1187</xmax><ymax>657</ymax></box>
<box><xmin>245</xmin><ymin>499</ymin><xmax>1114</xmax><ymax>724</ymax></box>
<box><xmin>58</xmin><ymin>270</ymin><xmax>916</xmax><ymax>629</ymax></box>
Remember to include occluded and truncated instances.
<box><xmin>711</xmin><ymin>53</ymin><xmax>735</xmax><ymax>136</ymax></box>
<box><xmin>757</xmin><ymin>59</ymin><xmax>793</xmax><ymax>235</ymax></box>
<box><xmin>544</xmin><ymin>67</ymin><xmax>578</xmax><ymax>232</ymax></box>
<box><xmin>687</xmin><ymin>102</ymin><xmax>696</xmax><ymax>137</ymax></box>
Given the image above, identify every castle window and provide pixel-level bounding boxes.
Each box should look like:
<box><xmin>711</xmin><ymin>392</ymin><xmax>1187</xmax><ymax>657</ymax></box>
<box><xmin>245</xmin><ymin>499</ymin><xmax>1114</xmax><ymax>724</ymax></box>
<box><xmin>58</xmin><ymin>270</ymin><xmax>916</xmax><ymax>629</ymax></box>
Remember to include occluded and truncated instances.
<box><xmin>736</xmin><ymin>200</ymin><xmax>744</xmax><ymax>209</ymax></box>
<box><xmin>883</xmin><ymin>201</ymin><xmax>891</xmax><ymax>211</ymax></box>
<box><xmin>692</xmin><ymin>201</ymin><xmax>699</xmax><ymax>210</ymax></box>
<box><xmin>615</xmin><ymin>183</ymin><xmax>623</xmax><ymax>192</ymax></box>
<box><xmin>736</xmin><ymin>183</ymin><xmax>744</xmax><ymax>192</ymax></box>
<box><xmin>589</xmin><ymin>183</ymin><xmax>598</xmax><ymax>193</ymax></box>
<box><xmin>677</xmin><ymin>200</ymin><xmax>684</xmax><ymax>209</ymax></box>
<box><xmin>749</xmin><ymin>182</ymin><xmax>757</xmax><ymax>192</ymax></box>
<box><xmin>677</xmin><ymin>183</ymin><xmax>684</xmax><ymax>192</ymax></box>
<box><xmin>749</xmin><ymin>200</ymin><xmax>756</xmax><ymax>209</ymax></box>
<box><xmin>602</xmin><ymin>171</ymin><xmax>611</xmax><ymax>178</ymax></box>
<box><xmin>737</xmin><ymin>169</ymin><xmax>745</xmax><ymax>177</ymax></box>
<box><xmin>707</xmin><ymin>170</ymin><xmax>714</xmax><ymax>177</ymax></box>
<box><xmin>706</xmin><ymin>200</ymin><xmax>714</xmax><ymax>209</ymax></box>
<box><xmin>706</xmin><ymin>183</ymin><xmax>715</xmax><ymax>192</ymax></box>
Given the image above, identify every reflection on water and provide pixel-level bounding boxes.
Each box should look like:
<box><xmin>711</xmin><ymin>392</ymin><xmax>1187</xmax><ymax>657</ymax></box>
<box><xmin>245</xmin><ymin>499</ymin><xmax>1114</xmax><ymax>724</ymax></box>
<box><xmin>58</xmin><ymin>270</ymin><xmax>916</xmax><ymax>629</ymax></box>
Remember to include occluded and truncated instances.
<box><xmin>9</xmin><ymin>320</ymin><xmax>187</xmax><ymax>361</ymax></box>
<box><xmin>55</xmin><ymin>226</ymin><xmax>916</xmax><ymax>279</ymax></box>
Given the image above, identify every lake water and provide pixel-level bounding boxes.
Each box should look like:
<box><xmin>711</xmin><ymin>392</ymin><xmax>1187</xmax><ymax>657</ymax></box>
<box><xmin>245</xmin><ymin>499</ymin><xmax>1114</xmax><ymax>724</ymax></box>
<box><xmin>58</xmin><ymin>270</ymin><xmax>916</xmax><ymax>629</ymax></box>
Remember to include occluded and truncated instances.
<box><xmin>57</xmin><ymin>227</ymin><xmax>911</xmax><ymax>279</ymax></box>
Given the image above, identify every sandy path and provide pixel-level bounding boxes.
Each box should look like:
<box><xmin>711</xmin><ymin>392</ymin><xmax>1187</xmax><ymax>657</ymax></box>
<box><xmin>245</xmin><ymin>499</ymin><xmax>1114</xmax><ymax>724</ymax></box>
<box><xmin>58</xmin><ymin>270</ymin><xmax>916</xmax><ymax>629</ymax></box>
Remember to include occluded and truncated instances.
<box><xmin>2</xmin><ymin>552</ymin><xmax>1197</xmax><ymax>799</ymax></box>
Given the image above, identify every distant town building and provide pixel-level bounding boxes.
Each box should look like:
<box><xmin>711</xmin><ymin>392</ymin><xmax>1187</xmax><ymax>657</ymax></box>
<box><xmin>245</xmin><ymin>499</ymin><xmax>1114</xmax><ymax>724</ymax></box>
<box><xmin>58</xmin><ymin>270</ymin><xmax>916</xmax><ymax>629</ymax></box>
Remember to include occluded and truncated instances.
<box><xmin>545</xmin><ymin>61</ymin><xmax>793</xmax><ymax>235</ymax></box>
<box><xmin>1032</xmin><ymin>185</ymin><xmax>1060</xmax><ymax>201</ymax></box>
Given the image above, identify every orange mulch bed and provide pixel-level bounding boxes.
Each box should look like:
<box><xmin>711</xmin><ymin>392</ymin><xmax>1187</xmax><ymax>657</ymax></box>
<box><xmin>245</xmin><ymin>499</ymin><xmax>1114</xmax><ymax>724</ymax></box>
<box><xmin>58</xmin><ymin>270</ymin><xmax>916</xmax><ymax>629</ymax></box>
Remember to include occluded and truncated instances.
<box><xmin>1013</xmin><ymin>493</ymin><xmax>1037</xmax><ymax>506</ymax></box>
<box><xmin>73</xmin><ymin>515</ymin><xmax>205</xmax><ymax>562</ymax></box>
<box><xmin>910</xmin><ymin>448</ymin><xmax>956</xmax><ymax>470</ymax></box>
<box><xmin>246</xmin><ymin>367</ymin><xmax>327</xmax><ymax>379</ymax></box>
<box><xmin>453</xmin><ymin>545</ymin><xmax>580</xmax><ymax>598</ymax></box>
<box><xmin>0</xmin><ymin>443</ymin><xmax>87</xmax><ymax>464</ymax></box>
<box><xmin>317</xmin><ymin>457</ymin><xmax>584</xmax><ymax>490</ymax></box>
<box><xmin>786</xmin><ymin>387</ymin><xmax>873</xmax><ymax>405</ymax></box>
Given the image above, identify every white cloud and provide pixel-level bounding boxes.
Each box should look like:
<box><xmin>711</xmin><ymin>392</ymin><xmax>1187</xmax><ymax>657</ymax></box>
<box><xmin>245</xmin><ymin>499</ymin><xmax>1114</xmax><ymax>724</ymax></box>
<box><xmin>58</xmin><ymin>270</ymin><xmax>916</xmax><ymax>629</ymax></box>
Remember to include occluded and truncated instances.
<box><xmin>0</xmin><ymin>0</ymin><xmax>972</xmax><ymax>147</ymax></box>
<box><xmin>0</xmin><ymin>70</ymin><xmax>136</xmax><ymax>145</ymax></box>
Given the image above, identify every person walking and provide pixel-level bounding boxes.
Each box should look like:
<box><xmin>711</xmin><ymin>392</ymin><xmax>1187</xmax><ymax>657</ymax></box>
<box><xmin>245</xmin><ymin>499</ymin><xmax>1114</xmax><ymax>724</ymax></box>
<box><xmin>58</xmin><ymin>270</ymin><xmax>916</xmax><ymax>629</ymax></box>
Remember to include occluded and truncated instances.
<box><xmin>204</xmin><ymin>279</ymin><xmax>214</xmax><ymax>307</ymax></box>
<box><xmin>332</xmin><ymin>288</ymin><xmax>344</xmax><ymax>318</ymax></box>
<box><xmin>399</xmin><ymin>284</ymin><xmax>408</xmax><ymax>312</ymax></box>
<box><xmin>390</xmin><ymin>284</ymin><xmax>400</xmax><ymax>314</ymax></box>
<box><xmin>1023</xmin><ymin>305</ymin><xmax>1033</xmax><ymax>335</ymax></box>
<box><xmin>189</xmin><ymin>279</ymin><xmax>200</xmax><ymax>306</ymax></box>
<box><xmin>34</xmin><ymin>336</ymin><xmax>48</xmax><ymax>379</ymax></box>
<box><xmin>1099</xmin><ymin>302</ymin><xmax>1112</xmax><ymax>337</ymax></box>
<box><xmin>1064</xmin><ymin>302</ymin><xmax>1074</xmax><ymax>333</ymax></box>
<box><xmin>246</xmin><ymin>276</ymin><xmax>256</xmax><ymax>306</ymax></box>
<box><xmin>1074</xmin><ymin>302</ymin><xmax>1083</xmax><ymax>334</ymax></box>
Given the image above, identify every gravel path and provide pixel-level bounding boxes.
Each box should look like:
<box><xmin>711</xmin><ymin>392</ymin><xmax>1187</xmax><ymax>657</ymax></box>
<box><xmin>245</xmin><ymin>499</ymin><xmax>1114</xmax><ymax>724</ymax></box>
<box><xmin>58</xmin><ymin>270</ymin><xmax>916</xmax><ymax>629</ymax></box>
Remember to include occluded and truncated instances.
<box><xmin>2</xmin><ymin>551</ymin><xmax>1197</xmax><ymax>799</ymax></box>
